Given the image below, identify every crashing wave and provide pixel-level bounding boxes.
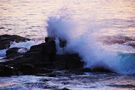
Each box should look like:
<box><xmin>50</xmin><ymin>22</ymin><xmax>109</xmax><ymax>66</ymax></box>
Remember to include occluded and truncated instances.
<box><xmin>46</xmin><ymin>16</ymin><xmax>135</xmax><ymax>74</ymax></box>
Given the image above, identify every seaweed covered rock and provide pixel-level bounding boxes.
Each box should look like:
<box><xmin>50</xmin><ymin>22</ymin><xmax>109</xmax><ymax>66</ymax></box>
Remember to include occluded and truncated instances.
<box><xmin>0</xmin><ymin>34</ymin><xmax>30</xmax><ymax>50</ymax></box>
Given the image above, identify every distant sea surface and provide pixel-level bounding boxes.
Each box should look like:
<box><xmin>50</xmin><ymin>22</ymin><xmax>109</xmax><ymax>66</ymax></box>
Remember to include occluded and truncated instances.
<box><xmin>0</xmin><ymin>0</ymin><xmax>134</xmax><ymax>39</ymax></box>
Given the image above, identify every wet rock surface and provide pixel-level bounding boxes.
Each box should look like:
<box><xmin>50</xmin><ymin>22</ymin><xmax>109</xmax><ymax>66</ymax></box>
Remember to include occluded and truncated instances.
<box><xmin>5</xmin><ymin>47</ymin><xmax>27</xmax><ymax>59</ymax></box>
<box><xmin>0</xmin><ymin>34</ymin><xmax>30</xmax><ymax>50</ymax></box>
<box><xmin>0</xmin><ymin>36</ymin><xmax>86</xmax><ymax>76</ymax></box>
<box><xmin>0</xmin><ymin>35</ymin><xmax>115</xmax><ymax>76</ymax></box>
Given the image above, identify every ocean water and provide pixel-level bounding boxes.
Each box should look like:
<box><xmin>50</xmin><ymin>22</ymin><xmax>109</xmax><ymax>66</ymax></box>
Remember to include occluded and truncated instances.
<box><xmin>0</xmin><ymin>0</ymin><xmax>134</xmax><ymax>39</ymax></box>
<box><xmin>0</xmin><ymin>74</ymin><xmax>135</xmax><ymax>90</ymax></box>
<box><xmin>0</xmin><ymin>0</ymin><xmax>135</xmax><ymax>90</ymax></box>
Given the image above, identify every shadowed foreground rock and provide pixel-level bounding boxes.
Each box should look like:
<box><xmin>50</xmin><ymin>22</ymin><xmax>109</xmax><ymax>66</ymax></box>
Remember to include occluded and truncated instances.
<box><xmin>0</xmin><ymin>36</ymin><xmax>85</xmax><ymax>76</ymax></box>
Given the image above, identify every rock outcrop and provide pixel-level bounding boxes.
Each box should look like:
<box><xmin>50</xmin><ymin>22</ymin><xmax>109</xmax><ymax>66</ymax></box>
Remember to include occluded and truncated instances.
<box><xmin>0</xmin><ymin>36</ymin><xmax>85</xmax><ymax>76</ymax></box>
<box><xmin>0</xmin><ymin>35</ymin><xmax>115</xmax><ymax>76</ymax></box>
<box><xmin>0</xmin><ymin>34</ymin><xmax>30</xmax><ymax>50</ymax></box>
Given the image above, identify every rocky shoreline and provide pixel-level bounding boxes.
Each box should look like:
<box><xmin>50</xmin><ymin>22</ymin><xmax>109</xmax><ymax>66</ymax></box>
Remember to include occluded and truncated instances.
<box><xmin>0</xmin><ymin>34</ymin><xmax>114</xmax><ymax>77</ymax></box>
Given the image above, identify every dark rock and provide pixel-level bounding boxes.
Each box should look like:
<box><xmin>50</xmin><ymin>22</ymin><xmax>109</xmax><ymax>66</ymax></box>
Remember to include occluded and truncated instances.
<box><xmin>47</xmin><ymin>73</ymin><xmax>57</xmax><ymax>77</ymax></box>
<box><xmin>83</xmin><ymin>67</ymin><xmax>113</xmax><ymax>73</ymax></box>
<box><xmin>0</xmin><ymin>65</ymin><xmax>16</xmax><ymax>76</ymax></box>
<box><xmin>59</xmin><ymin>38</ymin><xmax>67</xmax><ymax>48</ymax></box>
<box><xmin>6</xmin><ymin>47</ymin><xmax>22</xmax><ymax>59</ymax></box>
<box><xmin>54</xmin><ymin>54</ymin><xmax>84</xmax><ymax>70</ymax></box>
<box><xmin>16</xmin><ymin>64</ymin><xmax>36</xmax><ymax>75</ymax></box>
<box><xmin>0</xmin><ymin>34</ymin><xmax>30</xmax><ymax>50</ymax></box>
<box><xmin>36</xmin><ymin>68</ymin><xmax>53</xmax><ymax>74</ymax></box>
<box><xmin>28</xmin><ymin>37</ymin><xmax>56</xmax><ymax>62</ymax></box>
<box><xmin>62</xmin><ymin>87</ymin><xmax>70</xmax><ymax>90</ymax></box>
<box><xmin>0</xmin><ymin>36</ymin><xmax>85</xmax><ymax>76</ymax></box>
<box><xmin>82</xmin><ymin>68</ymin><xmax>93</xmax><ymax>72</ymax></box>
<box><xmin>29</xmin><ymin>43</ymin><xmax>44</xmax><ymax>52</ymax></box>
<box><xmin>45</xmin><ymin>37</ymin><xmax>54</xmax><ymax>43</ymax></box>
<box><xmin>42</xmin><ymin>37</ymin><xmax>56</xmax><ymax>59</ymax></box>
